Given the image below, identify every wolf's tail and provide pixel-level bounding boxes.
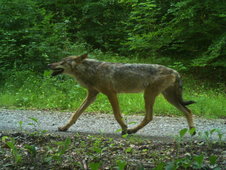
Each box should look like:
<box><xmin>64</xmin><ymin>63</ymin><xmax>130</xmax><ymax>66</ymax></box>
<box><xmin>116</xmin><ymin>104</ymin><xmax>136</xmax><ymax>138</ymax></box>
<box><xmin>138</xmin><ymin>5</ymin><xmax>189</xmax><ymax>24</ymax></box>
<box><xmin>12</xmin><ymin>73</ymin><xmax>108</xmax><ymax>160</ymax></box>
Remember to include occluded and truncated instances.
<box><xmin>176</xmin><ymin>76</ymin><xmax>196</xmax><ymax>106</ymax></box>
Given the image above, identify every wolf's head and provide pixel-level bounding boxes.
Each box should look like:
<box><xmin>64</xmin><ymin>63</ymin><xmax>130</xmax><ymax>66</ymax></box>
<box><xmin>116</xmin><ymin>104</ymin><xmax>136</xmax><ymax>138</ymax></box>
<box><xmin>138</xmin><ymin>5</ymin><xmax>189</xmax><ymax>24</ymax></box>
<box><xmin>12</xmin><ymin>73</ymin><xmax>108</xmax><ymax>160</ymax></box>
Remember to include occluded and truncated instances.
<box><xmin>48</xmin><ymin>54</ymin><xmax>88</xmax><ymax>76</ymax></box>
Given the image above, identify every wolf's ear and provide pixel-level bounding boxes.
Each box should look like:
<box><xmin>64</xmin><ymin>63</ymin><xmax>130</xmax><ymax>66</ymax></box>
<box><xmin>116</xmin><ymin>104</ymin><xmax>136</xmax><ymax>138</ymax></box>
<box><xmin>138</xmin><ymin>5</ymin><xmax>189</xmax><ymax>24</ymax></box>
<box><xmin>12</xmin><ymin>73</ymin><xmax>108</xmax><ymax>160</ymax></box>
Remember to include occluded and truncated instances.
<box><xmin>74</xmin><ymin>54</ymin><xmax>88</xmax><ymax>63</ymax></box>
<box><xmin>80</xmin><ymin>53</ymin><xmax>88</xmax><ymax>60</ymax></box>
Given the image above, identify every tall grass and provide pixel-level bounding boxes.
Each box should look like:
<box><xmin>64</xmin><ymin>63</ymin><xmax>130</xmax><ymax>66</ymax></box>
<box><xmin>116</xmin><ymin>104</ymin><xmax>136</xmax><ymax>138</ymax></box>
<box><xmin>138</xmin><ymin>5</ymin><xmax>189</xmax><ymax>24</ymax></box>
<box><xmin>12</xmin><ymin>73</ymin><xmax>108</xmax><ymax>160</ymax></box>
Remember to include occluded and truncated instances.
<box><xmin>0</xmin><ymin>68</ymin><xmax>225</xmax><ymax>119</ymax></box>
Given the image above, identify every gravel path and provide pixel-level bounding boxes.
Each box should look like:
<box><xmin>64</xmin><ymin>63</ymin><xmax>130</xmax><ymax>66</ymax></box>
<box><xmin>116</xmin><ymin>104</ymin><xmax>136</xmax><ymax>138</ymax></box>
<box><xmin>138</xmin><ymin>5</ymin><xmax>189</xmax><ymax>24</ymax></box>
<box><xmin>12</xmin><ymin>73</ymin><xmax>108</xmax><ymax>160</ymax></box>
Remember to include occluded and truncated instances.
<box><xmin>0</xmin><ymin>109</ymin><xmax>225</xmax><ymax>142</ymax></box>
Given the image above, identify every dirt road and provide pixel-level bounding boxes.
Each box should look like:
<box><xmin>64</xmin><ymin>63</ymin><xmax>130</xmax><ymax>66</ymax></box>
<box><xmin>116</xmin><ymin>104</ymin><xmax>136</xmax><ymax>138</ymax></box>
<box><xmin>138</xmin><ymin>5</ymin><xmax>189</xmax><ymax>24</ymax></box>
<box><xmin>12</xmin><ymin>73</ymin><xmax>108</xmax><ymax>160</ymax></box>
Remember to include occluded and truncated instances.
<box><xmin>0</xmin><ymin>109</ymin><xmax>225</xmax><ymax>141</ymax></box>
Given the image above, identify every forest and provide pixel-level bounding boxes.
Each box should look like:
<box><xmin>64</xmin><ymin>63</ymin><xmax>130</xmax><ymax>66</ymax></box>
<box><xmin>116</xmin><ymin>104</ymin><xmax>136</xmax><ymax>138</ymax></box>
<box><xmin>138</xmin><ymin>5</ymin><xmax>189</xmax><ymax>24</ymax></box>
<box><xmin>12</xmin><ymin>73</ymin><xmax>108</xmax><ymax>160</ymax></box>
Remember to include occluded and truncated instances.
<box><xmin>0</xmin><ymin>0</ymin><xmax>225</xmax><ymax>74</ymax></box>
<box><xmin>0</xmin><ymin>0</ymin><xmax>225</xmax><ymax>116</ymax></box>
<box><xmin>0</xmin><ymin>0</ymin><xmax>225</xmax><ymax>169</ymax></box>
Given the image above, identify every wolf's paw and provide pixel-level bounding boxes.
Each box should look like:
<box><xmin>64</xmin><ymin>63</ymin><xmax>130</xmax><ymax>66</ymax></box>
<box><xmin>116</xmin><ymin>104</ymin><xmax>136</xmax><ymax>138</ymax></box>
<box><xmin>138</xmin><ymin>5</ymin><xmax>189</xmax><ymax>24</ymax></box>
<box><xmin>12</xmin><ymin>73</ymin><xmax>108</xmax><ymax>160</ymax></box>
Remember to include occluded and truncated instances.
<box><xmin>126</xmin><ymin>129</ymin><xmax>137</xmax><ymax>134</ymax></box>
<box><xmin>58</xmin><ymin>126</ymin><xmax>68</xmax><ymax>131</ymax></box>
<box><xmin>121</xmin><ymin>129</ymin><xmax>128</xmax><ymax>135</ymax></box>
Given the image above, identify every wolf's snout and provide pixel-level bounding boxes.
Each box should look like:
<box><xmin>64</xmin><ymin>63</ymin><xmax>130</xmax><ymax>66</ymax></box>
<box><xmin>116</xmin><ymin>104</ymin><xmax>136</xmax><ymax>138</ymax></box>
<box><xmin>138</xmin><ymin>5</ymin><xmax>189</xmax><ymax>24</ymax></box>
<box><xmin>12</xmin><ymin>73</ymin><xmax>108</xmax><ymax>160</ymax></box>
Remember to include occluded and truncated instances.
<box><xmin>48</xmin><ymin>64</ymin><xmax>53</xmax><ymax>69</ymax></box>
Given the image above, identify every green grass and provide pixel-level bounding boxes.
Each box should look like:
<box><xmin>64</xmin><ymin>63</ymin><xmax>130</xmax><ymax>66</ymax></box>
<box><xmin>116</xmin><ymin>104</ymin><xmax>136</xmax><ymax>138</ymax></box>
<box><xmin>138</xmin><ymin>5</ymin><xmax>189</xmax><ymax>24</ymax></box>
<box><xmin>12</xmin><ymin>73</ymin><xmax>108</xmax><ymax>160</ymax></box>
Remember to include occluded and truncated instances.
<box><xmin>0</xmin><ymin>51</ymin><xmax>225</xmax><ymax>119</ymax></box>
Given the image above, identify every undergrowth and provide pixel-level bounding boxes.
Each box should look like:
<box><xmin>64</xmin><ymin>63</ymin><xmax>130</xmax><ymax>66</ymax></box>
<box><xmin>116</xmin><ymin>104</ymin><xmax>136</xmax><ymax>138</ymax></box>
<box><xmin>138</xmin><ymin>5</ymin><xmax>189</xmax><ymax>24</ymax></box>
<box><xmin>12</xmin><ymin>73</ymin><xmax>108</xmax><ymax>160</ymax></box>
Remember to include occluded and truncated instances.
<box><xmin>0</xmin><ymin>128</ymin><xmax>225</xmax><ymax>169</ymax></box>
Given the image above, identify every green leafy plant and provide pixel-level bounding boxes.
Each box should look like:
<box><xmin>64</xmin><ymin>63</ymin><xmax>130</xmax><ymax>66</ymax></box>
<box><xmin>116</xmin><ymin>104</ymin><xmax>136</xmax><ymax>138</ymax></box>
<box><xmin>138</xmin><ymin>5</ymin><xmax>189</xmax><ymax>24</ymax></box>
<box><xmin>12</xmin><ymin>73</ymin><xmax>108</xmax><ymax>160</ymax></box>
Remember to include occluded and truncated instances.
<box><xmin>115</xmin><ymin>160</ymin><xmax>127</xmax><ymax>170</ymax></box>
<box><xmin>45</xmin><ymin>137</ymin><xmax>71</xmax><ymax>164</ymax></box>
<box><xmin>18</xmin><ymin>121</ymin><xmax>23</xmax><ymax>131</ymax></box>
<box><xmin>89</xmin><ymin>136</ymin><xmax>106</xmax><ymax>156</ymax></box>
<box><xmin>26</xmin><ymin>117</ymin><xmax>48</xmax><ymax>135</ymax></box>
<box><xmin>28</xmin><ymin>117</ymin><xmax>39</xmax><ymax>129</ymax></box>
<box><xmin>89</xmin><ymin>162</ymin><xmax>102</xmax><ymax>170</ymax></box>
<box><xmin>24</xmin><ymin>144</ymin><xmax>37</xmax><ymax>162</ymax></box>
<box><xmin>193</xmin><ymin>155</ymin><xmax>204</xmax><ymax>169</ymax></box>
<box><xmin>2</xmin><ymin>136</ymin><xmax>22</xmax><ymax>164</ymax></box>
<box><xmin>216</xmin><ymin>130</ymin><xmax>224</xmax><ymax>144</ymax></box>
<box><xmin>202</xmin><ymin>129</ymin><xmax>224</xmax><ymax>148</ymax></box>
<box><xmin>174</xmin><ymin>128</ymin><xmax>188</xmax><ymax>156</ymax></box>
<box><xmin>209</xmin><ymin>155</ymin><xmax>218</xmax><ymax>169</ymax></box>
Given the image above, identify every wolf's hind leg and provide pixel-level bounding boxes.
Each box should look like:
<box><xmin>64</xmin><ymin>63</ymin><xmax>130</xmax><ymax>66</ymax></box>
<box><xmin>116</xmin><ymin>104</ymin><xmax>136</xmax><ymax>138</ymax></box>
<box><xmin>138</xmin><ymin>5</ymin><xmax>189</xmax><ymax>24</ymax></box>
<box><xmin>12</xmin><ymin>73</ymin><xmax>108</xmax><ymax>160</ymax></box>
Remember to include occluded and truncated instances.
<box><xmin>162</xmin><ymin>87</ymin><xmax>195</xmax><ymax>130</ymax></box>
<box><xmin>58</xmin><ymin>89</ymin><xmax>99</xmax><ymax>131</ymax></box>
<box><xmin>127</xmin><ymin>87</ymin><xmax>159</xmax><ymax>134</ymax></box>
<box><xmin>127</xmin><ymin>75</ymin><xmax>175</xmax><ymax>134</ymax></box>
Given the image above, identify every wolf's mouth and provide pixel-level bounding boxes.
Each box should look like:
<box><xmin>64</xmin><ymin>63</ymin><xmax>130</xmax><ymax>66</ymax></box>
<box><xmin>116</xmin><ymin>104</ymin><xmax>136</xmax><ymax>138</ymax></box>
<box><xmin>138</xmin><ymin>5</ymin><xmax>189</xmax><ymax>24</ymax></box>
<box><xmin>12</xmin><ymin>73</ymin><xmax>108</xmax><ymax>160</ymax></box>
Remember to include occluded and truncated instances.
<box><xmin>51</xmin><ymin>68</ymin><xmax>64</xmax><ymax>76</ymax></box>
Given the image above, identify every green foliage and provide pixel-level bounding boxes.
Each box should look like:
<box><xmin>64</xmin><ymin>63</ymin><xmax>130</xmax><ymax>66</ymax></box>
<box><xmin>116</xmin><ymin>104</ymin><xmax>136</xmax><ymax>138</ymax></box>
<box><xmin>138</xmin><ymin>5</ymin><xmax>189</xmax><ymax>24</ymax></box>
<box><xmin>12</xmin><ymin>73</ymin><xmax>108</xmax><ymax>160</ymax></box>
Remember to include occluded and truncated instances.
<box><xmin>1</xmin><ymin>129</ymin><xmax>224</xmax><ymax>169</ymax></box>
<box><xmin>115</xmin><ymin>160</ymin><xmax>127</xmax><ymax>170</ymax></box>
<box><xmin>122</xmin><ymin>0</ymin><xmax>158</xmax><ymax>56</ymax></box>
<box><xmin>192</xmin><ymin>33</ymin><xmax>226</xmax><ymax>67</ymax></box>
<box><xmin>124</xmin><ymin>0</ymin><xmax>226</xmax><ymax>69</ymax></box>
<box><xmin>0</xmin><ymin>0</ymin><xmax>225</xmax><ymax>117</ymax></box>
<box><xmin>2</xmin><ymin>136</ymin><xmax>22</xmax><ymax>164</ymax></box>
<box><xmin>38</xmin><ymin>0</ymin><xmax>129</xmax><ymax>52</ymax></box>
<box><xmin>159</xmin><ymin>128</ymin><xmax>224</xmax><ymax>170</ymax></box>
<box><xmin>89</xmin><ymin>162</ymin><xmax>102</xmax><ymax>170</ymax></box>
<box><xmin>45</xmin><ymin>138</ymin><xmax>71</xmax><ymax>164</ymax></box>
<box><xmin>0</xmin><ymin>0</ymin><xmax>225</xmax><ymax>77</ymax></box>
<box><xmin>24</xmin><ymin>144</ymin><xmax>37</xmax><ymax>159</ymax></box>
<box><xmin>0</xmin><ymin>0</ymin><xmax>74</xmax><ymax>72</ymax></box>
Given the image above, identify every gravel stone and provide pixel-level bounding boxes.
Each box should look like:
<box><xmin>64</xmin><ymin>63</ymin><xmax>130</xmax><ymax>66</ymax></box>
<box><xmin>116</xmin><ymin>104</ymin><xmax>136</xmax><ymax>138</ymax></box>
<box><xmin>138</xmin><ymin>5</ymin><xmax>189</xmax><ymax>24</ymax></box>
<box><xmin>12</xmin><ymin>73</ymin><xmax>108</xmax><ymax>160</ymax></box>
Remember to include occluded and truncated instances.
<box><xmin>0</xmin><ymin>109</ymin><xmax>225</xmax><ymax>142</ymax></box>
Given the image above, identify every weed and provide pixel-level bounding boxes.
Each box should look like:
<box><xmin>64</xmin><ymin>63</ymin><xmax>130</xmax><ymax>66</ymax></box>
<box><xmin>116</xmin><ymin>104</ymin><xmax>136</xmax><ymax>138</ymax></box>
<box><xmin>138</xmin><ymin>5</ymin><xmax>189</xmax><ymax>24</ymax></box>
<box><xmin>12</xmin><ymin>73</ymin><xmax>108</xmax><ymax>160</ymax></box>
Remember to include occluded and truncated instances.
<box><xmin>198</xmin><ymin>128</ymin><xmax>224</xmax><ymax>148</ymax></box>
<box><xmin>157</xmin><ymin>153</ymin><xmax>221</xmax><ymax>170</ymax></box>
<box><xmin>125</xmin><ymin>146</ymin><xmax>133</xmax><ymax>153</ymax></box>
<box><xmin>89</xmin><ymin>162</ymin><xmax>102</xmax><ymax>170</ymax></box>
<box><xmin>115</xmin><ymin>160</ymin><xmax>127</xmax><ymax>170</ymax></box>
<box><xmin>88</xmin><ymin>136</ymin><xmax>107</xmax><ymax>158</ymax></box>
<box><xmin>174</xmin><ymin>128</ymin><xmax>189</xmax><ymax>156</ymax></box>
<box><xmin>216</xmin><ymin>130</ymin><xmax>224</xmax><ymax>144</ymax></box>
<box><xmin>209</xmin><ymin>155</ymin><xmax>219</xmax><ymax>169</ymax></box>
<box><xmin>28</xmin><ymin>117</ymin><xmax>39</xmax><ymax>129</ymax></box>
<box><xmin>18</xmin><ymin>121</ymin><xmax>23</xmax><ymax>131</ymax></box>
<box><xmin>0</xmin><ymin>129</ymin><xmax>224</xmax><ymax>169</ymax></box>
<box><xmin>45</xmin><ymin>137</ymin><xmax>71</xmax><ymax>164</ymax></box>
<box><xmin>193</xmin><ymin>154</ymin><xmax>204</xmax><ymax>169</ymax></box>
<box><xmin>1</xmin><ymin>136</ymin><xmax>22</xmax><ymax>164</ymax></box>
<box><xmin>26</xmin><ymin>117</ymin><xmax>48</xmax><ymax>136</ymax></box>
<box><xmin>162</xmin><ymin>128</ymin><xmax>224</xmax><ymax>169</ymax></box>
<box><xmin>24</xmin><ymin>144</ymin><xmax>37</xmax><ymax>164</ymax></box>
<box><xmin>24</xmin><ymin>144</ymin><xmax>37</xmax><ymax>158</ymax></box>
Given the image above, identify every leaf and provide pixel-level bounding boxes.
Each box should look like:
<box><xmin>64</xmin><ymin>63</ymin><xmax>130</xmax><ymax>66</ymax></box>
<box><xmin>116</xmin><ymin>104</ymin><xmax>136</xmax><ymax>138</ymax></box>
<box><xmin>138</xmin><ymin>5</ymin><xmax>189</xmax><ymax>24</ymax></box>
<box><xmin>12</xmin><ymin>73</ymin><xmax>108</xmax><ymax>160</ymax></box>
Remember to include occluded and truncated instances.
<box><xmin>6</xmin><ymin>141</ymin><xmax>15</xmax><ymax>149</ymax></box>
<box><xmin>115</xmin><ymin>129</ymin><xmax>122</xmax><ymax>133</ymax></box>
<box><xmin>2</xmin><ymin>136</ymin><xmax>9</xmax><ymax>143</ymax></box>
<box><xmin>209</xmin><ymin>155</ymin><xmax>218</xmax><ymax>165</ymax></box>
<box><xmin>165</xmin><ymin>161</ymin><xmax>177</xmax><ymax>170</ymax></box>
<box><xmin>153</xmin><ymin>162</ymin><xmax>165</xmax><ymax>170</ymax></box>
<box><xmin>179</xmin><ymin>128</ymin><xmax>188</xmax><ymax>138</ymax></box>
<box><xmin>193</xmin><ymin>155</ymin><xmax>204</xmax><ymax>168</ymax></box>
<box><xmin>189</xmin><ymin>128</ymin><xmax>196</xmax><ymax>136</ymax></box>
<box><xmin>116</xmin><ymin>160</ymin><xmax>127</xmax><ymax>170</ymax></box>
<box><xmin>28</xmin><ymin>117</ymin><xmax>38</xmax><ymax>123</ymax></box>
<box><xmin>24</xmin><ymin>144</ymin><xmax>37</xmax><ymax>156</ymax></box>
<box><xmin>210</xmin><ymin>129</ymin><xmax>216</xmax><ymax>135</ymax></box>
<box><xmin>89</xmin><ymin>162</ymin><xmax>101</xmax><ymax>170</ymax></box>
<box><xmin>128</xmin><ymin>121</ymin><xmax>137</xmax><ymax>125</ymax></box>
<box><xmin>125</xmin><ymin>147</ymin><xmax>133</xmax><ymax>153</ymax></box>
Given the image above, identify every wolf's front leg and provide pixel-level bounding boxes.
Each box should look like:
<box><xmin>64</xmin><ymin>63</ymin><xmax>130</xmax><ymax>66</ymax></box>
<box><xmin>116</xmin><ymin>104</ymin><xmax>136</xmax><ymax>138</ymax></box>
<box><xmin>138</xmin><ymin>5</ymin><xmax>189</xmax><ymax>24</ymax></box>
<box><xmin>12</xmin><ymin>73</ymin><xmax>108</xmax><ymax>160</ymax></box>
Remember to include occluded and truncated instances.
<box><xmin>106</xmin><ymin>92</ymin><xmax>128</xmax><ymax>134</ymax></box>
<box><xmin>58</xmin><ymin>89</ymin><xmax>99</xmax><ymax>131</ymax></box>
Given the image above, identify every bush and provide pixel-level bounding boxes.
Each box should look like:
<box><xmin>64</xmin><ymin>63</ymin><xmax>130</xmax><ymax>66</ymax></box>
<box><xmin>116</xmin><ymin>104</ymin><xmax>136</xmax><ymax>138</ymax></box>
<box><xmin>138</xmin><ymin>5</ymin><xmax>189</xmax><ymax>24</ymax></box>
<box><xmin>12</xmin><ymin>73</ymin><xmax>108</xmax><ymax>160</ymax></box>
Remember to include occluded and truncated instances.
<box><xmin>0</xmin><ymin>0</ymin><xmax>74</xmax><ymax>72</ymax></box>
<box><xmin>0</xmin><ymin>0</ymin><xmax>225</xmax><ymax>79</ymax></box>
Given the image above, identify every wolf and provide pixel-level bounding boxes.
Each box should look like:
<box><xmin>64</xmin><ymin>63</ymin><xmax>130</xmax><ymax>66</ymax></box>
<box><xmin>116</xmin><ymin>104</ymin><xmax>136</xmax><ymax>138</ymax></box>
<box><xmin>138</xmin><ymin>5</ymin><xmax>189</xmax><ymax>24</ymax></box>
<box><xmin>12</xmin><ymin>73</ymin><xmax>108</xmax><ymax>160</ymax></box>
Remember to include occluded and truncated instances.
<box><xmin>48</xmin><ymin>54</ymin><xmax>195</xmax><ymax>135</ymax></box>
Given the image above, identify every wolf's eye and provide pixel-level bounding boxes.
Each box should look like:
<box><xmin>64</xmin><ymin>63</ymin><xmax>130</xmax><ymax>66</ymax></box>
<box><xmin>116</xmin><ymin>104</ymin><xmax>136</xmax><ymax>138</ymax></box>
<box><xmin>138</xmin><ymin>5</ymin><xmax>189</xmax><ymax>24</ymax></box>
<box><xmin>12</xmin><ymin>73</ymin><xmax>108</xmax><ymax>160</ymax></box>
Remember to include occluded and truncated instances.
<box><xmin>60</xmin><ymin>61</ymin><xmax>66</xmax><ymax>65</ymax></box>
